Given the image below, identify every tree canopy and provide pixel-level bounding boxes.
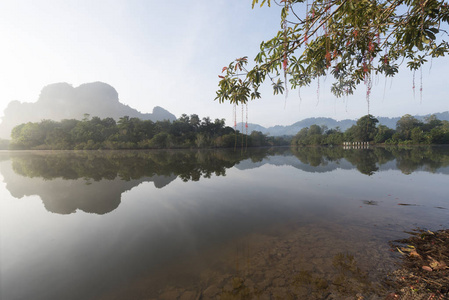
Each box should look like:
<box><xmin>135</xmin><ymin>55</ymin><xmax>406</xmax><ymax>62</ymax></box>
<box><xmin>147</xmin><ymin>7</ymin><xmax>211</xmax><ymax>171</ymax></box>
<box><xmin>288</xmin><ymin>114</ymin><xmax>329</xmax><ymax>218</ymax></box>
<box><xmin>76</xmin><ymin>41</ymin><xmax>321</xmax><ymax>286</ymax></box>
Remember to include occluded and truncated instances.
<box><xmin>290</xmin><ymin>113</ymin><xmax>449</xmax><ymax>145</ymax></box>
<box><xmin>9</xmin><ymin>114</ymin><xmax>290</xmax><ymax>150</ymax></box>
<box><xmin>216</xmin><ymin>0</ymin><xmax>449</xmax><ymax>105</ymax></box>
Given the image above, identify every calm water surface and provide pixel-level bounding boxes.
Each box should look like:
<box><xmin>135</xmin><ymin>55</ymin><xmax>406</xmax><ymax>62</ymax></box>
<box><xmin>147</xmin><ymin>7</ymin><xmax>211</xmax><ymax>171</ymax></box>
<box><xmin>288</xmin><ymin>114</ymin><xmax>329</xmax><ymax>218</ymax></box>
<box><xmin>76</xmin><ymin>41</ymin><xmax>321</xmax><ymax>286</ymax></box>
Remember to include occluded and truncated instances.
<box><xmin>1</xmin><ymin>146</ymin><xmax>448</xmax><ymax>300</ymax></box>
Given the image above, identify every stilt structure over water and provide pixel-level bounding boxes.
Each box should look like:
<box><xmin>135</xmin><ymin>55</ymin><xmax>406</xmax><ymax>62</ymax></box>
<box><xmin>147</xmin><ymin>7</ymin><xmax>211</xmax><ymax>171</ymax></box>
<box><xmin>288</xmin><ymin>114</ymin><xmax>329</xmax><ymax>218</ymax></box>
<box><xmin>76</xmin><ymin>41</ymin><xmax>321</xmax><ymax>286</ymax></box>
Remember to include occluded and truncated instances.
<box><xmin>343</xmin><ymin>142</ymin><xmax>370</xmax><ymax>149</ymax></box>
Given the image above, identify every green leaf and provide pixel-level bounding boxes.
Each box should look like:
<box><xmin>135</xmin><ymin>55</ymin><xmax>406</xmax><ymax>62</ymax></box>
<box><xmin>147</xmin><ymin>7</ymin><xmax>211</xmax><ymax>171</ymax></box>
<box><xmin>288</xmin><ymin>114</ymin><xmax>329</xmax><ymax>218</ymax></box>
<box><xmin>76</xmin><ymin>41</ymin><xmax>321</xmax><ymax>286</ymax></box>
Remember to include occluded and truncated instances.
<box><xmin>217</xmin><ymin>0</ymin><xmax>449</xmax><ymax>104</ymax></box>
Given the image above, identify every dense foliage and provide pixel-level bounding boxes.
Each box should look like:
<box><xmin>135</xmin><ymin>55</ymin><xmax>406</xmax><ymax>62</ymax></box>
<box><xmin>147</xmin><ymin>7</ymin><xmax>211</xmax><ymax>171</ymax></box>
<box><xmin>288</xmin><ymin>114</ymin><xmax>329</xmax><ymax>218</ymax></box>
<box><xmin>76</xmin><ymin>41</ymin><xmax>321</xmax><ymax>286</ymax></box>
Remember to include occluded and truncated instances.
<box><xmin>291</xmin><ymin>114</ymin><xmax>449</xmax><ymax>145</ymax></box>
<box><xmin>216</xmin><ymin>0</ymin><xmax>449</xmax><ymax>104</ymax></box>
<box><xmin>9</xmin><ymin>114</ymin><xmax>289</xmax><ymax>150</ymax></box>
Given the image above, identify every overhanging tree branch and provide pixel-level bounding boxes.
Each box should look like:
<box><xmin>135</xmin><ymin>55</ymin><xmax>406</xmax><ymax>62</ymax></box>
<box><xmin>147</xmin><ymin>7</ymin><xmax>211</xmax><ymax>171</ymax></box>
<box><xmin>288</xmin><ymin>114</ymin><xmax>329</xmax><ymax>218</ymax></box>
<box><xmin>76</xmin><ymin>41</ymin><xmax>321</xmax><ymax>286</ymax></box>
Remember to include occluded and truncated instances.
<box><xmin>216</xmin><ymin>0</ymin><xmax>449</xmax><ymax>105</ymax></box>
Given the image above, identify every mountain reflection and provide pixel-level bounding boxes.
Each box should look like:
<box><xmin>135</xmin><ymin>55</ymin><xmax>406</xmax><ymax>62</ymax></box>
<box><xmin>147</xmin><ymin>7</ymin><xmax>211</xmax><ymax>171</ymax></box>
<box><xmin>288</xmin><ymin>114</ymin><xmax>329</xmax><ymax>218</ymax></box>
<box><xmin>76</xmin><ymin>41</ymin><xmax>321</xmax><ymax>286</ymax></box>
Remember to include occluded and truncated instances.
<box><xmin>1</xmin><ymin>146</ymin><xmax>448</xmax><ymax>215</ymax></box>
<box><xmin>2</xmin><ymin>149</ymin><xmax>258</xmax><ymax>214</ymax></box>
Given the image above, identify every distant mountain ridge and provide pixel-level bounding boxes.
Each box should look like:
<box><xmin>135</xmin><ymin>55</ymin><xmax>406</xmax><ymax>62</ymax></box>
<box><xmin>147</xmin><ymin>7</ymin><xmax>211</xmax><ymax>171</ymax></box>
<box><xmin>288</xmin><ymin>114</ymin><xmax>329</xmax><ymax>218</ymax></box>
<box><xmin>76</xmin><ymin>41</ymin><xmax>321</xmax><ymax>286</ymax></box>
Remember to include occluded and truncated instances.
<box><xmin>238</xmin><ymin>111</ymin><xmax>449</xmax><ymax>136</ymax></box>
<box><xmin>0</xmin><ymin>82</ymin><xmax>176</xmax><ymax>139</ymax></box>
<box><xmin>2</xmin><ymin>81</ymin><xmax>447</xmax><ymax>140</ymax></box>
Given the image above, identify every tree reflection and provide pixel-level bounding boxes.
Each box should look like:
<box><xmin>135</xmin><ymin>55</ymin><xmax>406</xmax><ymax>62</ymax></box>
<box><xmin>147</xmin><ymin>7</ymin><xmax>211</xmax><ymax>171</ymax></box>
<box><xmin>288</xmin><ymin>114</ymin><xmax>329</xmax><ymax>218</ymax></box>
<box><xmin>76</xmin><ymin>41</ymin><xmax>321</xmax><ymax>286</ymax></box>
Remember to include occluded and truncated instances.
<box><xmin>3</xmin><ymin>150</ymin><xmax>271</xmax><ymax>215</ymax></box>
<box><xmin>344</xmin><ymin>150</ymin><xmax>379</xmax><ymax>176</ymax></box>
<box><xmin>386</xmin><ymin>146</ymin><xmax>449</xmax><ymax>175</ymax></box>
<box><xmin>2</xmin><ymin>146</ymin><xmax>448</xmax><ymax>215</ymax></box>
<box><xmin>291</xmin><ymin>146</ymin><xmax>449</xmax><ymax>176</ymax></box>
<box><xmin>9</xmin><ymin>150</ymin><xmax>255</xmax><ymax>182</ymax></box>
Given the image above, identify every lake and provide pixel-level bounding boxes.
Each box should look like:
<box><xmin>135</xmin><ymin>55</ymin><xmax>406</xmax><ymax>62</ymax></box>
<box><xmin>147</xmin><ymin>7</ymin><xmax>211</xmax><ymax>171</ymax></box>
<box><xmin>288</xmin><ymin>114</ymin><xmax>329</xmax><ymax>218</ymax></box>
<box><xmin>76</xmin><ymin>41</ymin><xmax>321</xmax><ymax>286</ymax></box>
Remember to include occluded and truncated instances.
<box><xmin>1</xmin><ymin>146</ymin><xmax>448</xmax><ymax>300</ymax></box>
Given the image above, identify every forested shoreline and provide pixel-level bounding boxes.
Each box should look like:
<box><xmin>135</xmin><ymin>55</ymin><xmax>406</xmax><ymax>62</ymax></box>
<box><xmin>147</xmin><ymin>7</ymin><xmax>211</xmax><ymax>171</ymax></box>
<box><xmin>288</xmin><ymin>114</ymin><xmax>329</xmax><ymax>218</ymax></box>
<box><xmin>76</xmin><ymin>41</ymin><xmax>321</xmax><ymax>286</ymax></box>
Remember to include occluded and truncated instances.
<box><xmin>7</xmin><ymin>113</ymin><xmax>449</xmax><ymax>150</ymax></box>
<box><xmin>9</xmin><ymin>114</ymin><xmax>289</xmax><ymax>150</ymax></box>
<box><xmin>291</xmin><ymin>114</ymin><xmax>449</xmax><ymax>146</ymax></box>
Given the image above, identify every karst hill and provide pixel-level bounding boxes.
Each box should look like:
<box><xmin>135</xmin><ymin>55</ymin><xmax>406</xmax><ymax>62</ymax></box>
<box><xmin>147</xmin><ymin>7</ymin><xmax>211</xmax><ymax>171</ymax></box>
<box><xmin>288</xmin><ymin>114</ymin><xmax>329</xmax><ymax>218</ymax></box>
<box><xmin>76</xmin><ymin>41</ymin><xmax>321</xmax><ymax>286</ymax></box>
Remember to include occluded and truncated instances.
<box><xmin>0</xmin><ymin>82</ymin><xmax>176</xmax><ymax>139</ymax></box>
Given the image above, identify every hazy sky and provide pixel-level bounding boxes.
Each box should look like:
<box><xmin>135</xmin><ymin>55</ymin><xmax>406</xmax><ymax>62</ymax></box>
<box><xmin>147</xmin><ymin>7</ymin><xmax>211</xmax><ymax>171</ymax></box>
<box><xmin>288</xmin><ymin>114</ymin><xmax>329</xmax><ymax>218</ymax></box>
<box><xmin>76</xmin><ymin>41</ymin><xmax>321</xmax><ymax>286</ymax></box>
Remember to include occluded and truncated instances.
<box><xmin>1</xmin><ymin>0</ymin><xmax>448</xmax><ymax>127</ymax></box>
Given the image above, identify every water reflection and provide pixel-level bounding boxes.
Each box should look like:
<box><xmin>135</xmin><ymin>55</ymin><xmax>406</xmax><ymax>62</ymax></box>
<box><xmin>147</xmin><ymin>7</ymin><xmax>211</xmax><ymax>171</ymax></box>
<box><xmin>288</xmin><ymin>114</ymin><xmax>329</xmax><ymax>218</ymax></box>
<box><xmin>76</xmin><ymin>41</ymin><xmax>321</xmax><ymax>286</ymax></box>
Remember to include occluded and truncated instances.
<box><xmin>291</xmin><ymin>146</ymin><xmax>449</xmax><ymax>175</ymax></box>
<box><xmin>1</xmin><ymin>150</ymin><xmax>247</xmax><ymax>214</ymax></box>
<box><xmin>1</xmin><ymin>146</ymin><xmax>448</xmax><ymax>215</ymax></box>
<box><xmin>1</xmin><ymin>147</ymin><xmax>449</xmax><ymax>300</ymax></box>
